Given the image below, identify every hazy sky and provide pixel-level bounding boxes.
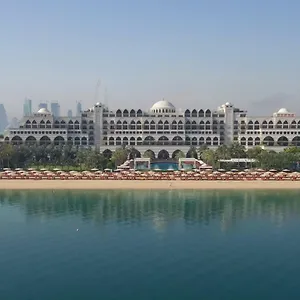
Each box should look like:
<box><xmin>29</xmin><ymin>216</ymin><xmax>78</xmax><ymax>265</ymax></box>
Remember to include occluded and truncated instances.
<box><xmin>1</xmin><ymin>0</ymin><xmax>300</xmax><ymax>118</ymax></box>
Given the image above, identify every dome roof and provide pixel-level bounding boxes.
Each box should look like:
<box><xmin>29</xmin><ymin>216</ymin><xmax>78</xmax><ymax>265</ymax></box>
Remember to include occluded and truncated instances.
<box><xmin>277</xmin><ymin>108</ymin><xmax>289</xmax><ymax>114</ymax></box>
<box><xmin>37</xmin><ymin>108</ymin><xmax>51</xmax><ymax>114</ymax></box>
<box><xmin>150</xmin><ymin>100</ymin><xmax>175</xmax><ymax>112</ymax></box>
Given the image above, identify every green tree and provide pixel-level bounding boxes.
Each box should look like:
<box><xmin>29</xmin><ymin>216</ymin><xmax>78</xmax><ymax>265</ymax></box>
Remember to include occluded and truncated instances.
<box><xmin>215</xmin><ymin>145</ymin><xmax>231</xmax><ymax>160</ymax></box>
<box><xmin>187</xmin><ymin>146</ymin><xmax>198</xmax><ymax>159</ymax></box>
<box><xmin>174</xmin><ymin>150</ymin><xmax>185</xmax><ymax>160</ymax></box>
<box><xmin>111</xmin><ymin>148</ymin><xmax>128</xmax><ymax>167</ymax></box>
<box><xmin>247</xmin><ymin>146</ymin><xmax>265</xmax><ymax>159</ymax></box>
<box><xmin>228</xmin><ymin>143</ymin><xmax>246</xmax><ymax>158</ymax></box>
<box><xmin>143</xmin><ymin>150</ymin><xmax>155</xmax><ymax>159</ymax></box>
<box><xmin>201</xmin><ymin>149</ymin><xmax>217</xmax><ymax>168</ymax></box>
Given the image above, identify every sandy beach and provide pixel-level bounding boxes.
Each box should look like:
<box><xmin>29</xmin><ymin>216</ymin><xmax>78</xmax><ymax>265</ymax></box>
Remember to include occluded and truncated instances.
<box><xmin>0</xmin><ymin>180</ymin><xmax>299</xmax><ymax>190</ymax></box>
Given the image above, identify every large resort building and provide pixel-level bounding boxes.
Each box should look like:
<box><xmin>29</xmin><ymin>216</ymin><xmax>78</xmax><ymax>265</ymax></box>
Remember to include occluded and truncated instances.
<box><xmin>4</xmin><ymin>100</ymin><xmax>300</xmax><ymax>158</ymax></box>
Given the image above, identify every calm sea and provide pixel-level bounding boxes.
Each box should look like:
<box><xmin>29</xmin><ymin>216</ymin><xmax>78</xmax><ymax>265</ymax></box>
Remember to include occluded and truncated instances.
<box><xmin>0</xmin><ymin>189</ymin><xmax>300</xmax><ymax>300</ymax></box>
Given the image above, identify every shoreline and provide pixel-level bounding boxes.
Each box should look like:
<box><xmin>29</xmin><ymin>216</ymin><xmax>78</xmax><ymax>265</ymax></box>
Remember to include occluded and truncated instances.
<box><xmin>0</xmin><ymin>180</ymin><xmax>299</xmax><ymax>190</ymax></box>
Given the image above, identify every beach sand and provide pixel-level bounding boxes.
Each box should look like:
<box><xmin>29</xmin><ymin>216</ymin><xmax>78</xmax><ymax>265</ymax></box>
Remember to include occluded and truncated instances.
<box><xmin>0</xmin><ymin>180</ymin><xmax>299</xmax><ymax>190</ymax></box>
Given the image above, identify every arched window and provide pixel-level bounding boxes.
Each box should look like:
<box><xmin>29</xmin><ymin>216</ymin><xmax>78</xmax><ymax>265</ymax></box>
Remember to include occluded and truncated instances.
<box><xmin>276</xmin><ymin>120</ymin><xmax>282</xmax><ymax>129</ymax></box>
<box><xmin>185</xmin><ymin>109</ymin><xmax>190</xmax><ymax>117</ymax></box>
<box><xmin>150</xmin><ymin>120</ymin><xmax>156</xmax><ymax>130</ymax></box>
<box><xmin>116</xmin><ymin>109</ymin><xmax>122</xmax><ymax>117</ymax></box>
<box><xmin>172</xmin><ymin>136</ymin><xmax>184</xmax><ymax>145</ymax></box>
<box><xmin>213</xmin><ymin>137</ymin><xmax>218</xmax><ymax>146</ymax></box>
<box><xmin>268</xmin><ymin>120</ymin><xmax>273</xmax><ymax>129</ymax></box>
<box><xmin>109</xmin><ymin>137</ymin><xmax>114</xmax><ymax>145</ymax></box>
<box><xmin>136</xmin><ymin>120</ymin><xmax>142</xmax><ymax>130</ymax></box>
<box><xmin>130</xmin><ymin>120</ymin><xmax>135</xmax><ymax>130</ymax></box>
<box><xmin>277</xmin><ymin>136</ymin><xmax>288</xmax><ymax>146</ymax></box>
<box><xmin>116</xmin><ymin>120</ymin><xmax>122</xmax><ymax>130</ymax></box>
<box><xmin>247</xmin><ymin>120</ymin><xmax>253</xmax><ymax>130</ymax></box>
<box><xmin>25</xmin><ymin>120</ymin><xmax>31</xmax><ymax>128</ymax></box>
<box><xmin>255</xmin><ymin>137</ymin><xmax>260</xmax><ymax>145</ymax></box>
<box><xmin>164</xmin><ymin>120</ymin><xmax>169</xmax><ymax>130</ymax></box>
<box><xmin>116</xmin><ymin>137</ymin><xmax>121</xmax><ymax>145</ymax></box>
<box><xmin>205</xmin><ymin>109</ymin><xmax>211</xmax><ymax>117</ymax></box>
<box><xmin>263</xmin><ymin>136</ymin><xmax>274</xmax><ymax>146</ymax></box>
<box><xmin>144</xmin><ymin>120</ymin><xmax>149</xmax><ymax>130</ymax></box>
<box><xmin>262</xmin><ymin>120</ymin><xmax>267</xmax><ymax>129</ymax></box>
<box><xmin>130</xmin><ymin>109</ymin><xmax>135</xmax><ymax>117</ymax></box>
<box><xmin>171</xmin><ymin>120</ymin><xmax>177</xmax><ymax>130</ymax></box>
<box><xmin>205</xmin><ymin>120</ymin><xmax>211</xmax><ymax>130</ymax></box>
<box><xmin>137</xmin><ymin>109</ymin><xmax>143</xmax><ymax>117</ymax></box>
<box><xmin>137</xmin><ymin>137</ymin><xmax>143</xmax><ymax>145</ymax></box>
<box><xmin>130</xmin><ymin>137</ymin><xmax>135</xmax><ymax>145</ymax></box>
<box><xmin>191</xmin><ymin>137</ymin><xmax>197</xmax><ymax>146</ymax></box>
<box><xmin>185</xmin><ymin>120</ymin><xmax>191</xmax><ymax>130</ymax></box>
<box><xmin>199</xmin><ymin>121</ymin><xmax>204</xmax><ymax>130</ymax></box>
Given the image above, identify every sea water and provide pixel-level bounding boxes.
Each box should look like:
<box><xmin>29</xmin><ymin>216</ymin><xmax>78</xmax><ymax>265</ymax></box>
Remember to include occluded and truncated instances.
<box><xmin>0</xmin><ymin>189</ymin><xmax>300</xmax><ymax>300</ymax></box>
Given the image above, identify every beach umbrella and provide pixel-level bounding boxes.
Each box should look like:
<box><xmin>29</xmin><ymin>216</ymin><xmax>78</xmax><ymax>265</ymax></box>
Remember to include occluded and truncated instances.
<box><xmin>269</xmin><ymin>169</ymin><xmax>277</xmax><ymax>172</ymax></box>
<box><xmin>91</xmin><ymin>168</ymin><xmax>98</xmax><ymax>171</ymax></box>
<box><xmin>282</xmin><ymin>169</ymin><xmax>291</xmax><ymax>172</ymax></box>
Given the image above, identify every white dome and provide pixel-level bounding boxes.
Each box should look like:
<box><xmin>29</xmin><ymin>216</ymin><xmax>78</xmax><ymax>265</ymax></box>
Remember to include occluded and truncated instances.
<box><xmin>150</xmin><ymin>100</ymin><xmax>176</xmax><ymax>113</ymax></box>
<box><xmin>277</xmin><ymin>108</ymin><xmax>289</xmax><ymax>114</ymax></box>
<box><xmin>37</xmin><ymin>108</ymin><xmax>51</xmax><ymax>114</ymax></box>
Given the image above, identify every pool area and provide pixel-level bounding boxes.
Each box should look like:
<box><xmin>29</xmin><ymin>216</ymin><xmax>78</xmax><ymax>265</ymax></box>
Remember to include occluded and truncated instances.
<box><xmin>134</xmin><ymin>158</ymin><xmax>201</xmax><ymax>171</ymax></box>
<box><xmin>150</xmin><ymin>161</ymin><xmax>178</xmax><ymax>170</ymax></box>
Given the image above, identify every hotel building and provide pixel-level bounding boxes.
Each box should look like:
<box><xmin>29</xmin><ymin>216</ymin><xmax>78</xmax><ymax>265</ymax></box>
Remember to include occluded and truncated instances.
<box><xmin>4</xmin><ymin>100</ymin><xmax>300</xmax><ymax>158</ymax></box>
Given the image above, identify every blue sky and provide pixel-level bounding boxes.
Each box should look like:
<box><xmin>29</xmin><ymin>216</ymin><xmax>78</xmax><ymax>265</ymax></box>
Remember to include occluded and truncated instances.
<box><xmin>1</xmin><ymin>0</ymin><xmax>300</xmax><ymax>117</ymax></box>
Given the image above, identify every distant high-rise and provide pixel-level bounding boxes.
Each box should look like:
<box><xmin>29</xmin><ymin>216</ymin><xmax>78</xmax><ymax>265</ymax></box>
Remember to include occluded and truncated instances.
<box><xmin>23</xmin><ymin>98</ymin><xmax>32</xmax><ymax>116</ymax></box>
<box><xmin>51</xmin><ymin>102</ymin><xmax>60</xmax><ymax>117</ymax></box>
<box><xmin>0</xmin><ymin>104</ymin><xmax>8</xmax><ymax>134</ymax></box>
<box><xmin>76</xmin><ymin>101</ymin><xmax>82</xmax><ymax>116</ymax></box>
<box><xmin>38</xmin><ymin>102</ymin><xmax>48</xmax><ymax>110</ymax></box>
<box><xmin>67</xmin><ymin>109</ymin><xmax>73</xmax><ymax>118</ymax></box>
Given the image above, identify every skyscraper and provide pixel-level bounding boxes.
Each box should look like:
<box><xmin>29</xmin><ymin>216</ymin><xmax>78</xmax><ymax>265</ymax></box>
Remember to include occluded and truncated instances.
<box><xmin>51</xmin><ymin>102</ymin><xmax>60</xmax><ymax>117</ymax></box>
<box><xmin>67</xmin><ymin>109</ymin><xmax>73</xmax><ymax>118</ymax></box>
<box><xmin>38</xmin><ymin>102</ymin><xmax>48</xmax><ymax>110</ymax></box>
<box><xmin>23</xmin><ymin>98</ymin><xmax>32</xmax><ymax>116</ymax></box>
<box><xmin>76</xmin><ymin>101</ymin><xmax>82</xmax><ymax>116</ymax></box>
<box><xmin>0</xmin><ymin>104</ymin><xmax>8</xmax><ymax>134</ymax></box>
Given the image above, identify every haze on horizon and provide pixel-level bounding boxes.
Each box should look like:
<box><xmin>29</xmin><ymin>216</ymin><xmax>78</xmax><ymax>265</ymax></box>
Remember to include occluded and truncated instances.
<box><xmin>1</xmin><ymin>0</ymin><xmax>300</xmax><ymax>119</ymax></box>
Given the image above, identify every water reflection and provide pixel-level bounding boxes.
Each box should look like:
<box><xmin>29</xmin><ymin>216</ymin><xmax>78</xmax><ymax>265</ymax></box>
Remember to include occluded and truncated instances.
<box><xmin>0</xmin><ymin>190</ymin><xmax>299</xmax><ymax>231</ymax></box>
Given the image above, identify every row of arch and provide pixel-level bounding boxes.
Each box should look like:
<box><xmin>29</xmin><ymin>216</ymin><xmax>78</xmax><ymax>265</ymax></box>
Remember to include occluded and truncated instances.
<box><xmin>104</xmin><ymin>136</ymin><xmax>220</xmax><ymax>146</ymax></box>
<box><xmin>102</xmin><ymin>149</ymin><xmax>197</xmax><ymax>160</ymax></box>
<box><xmin>104</xmin><ymin>120</ymin><xmax>220</xmax><ymax>125</ymax></box>
<box><xmin>184</xmin><ymin>109</ymin><xmax>212</xmax><ymax>117</ymax></box>
<box><xmin>8</xmin><ymin>136</ymin><xmax>93</xmax><ymax>146</ymax></box>
<box><xmin>104</xmin><ymin>120</ymin><xmax>218</xmax><ymax>130</ymax></box>
<box><xmin>241</xmin><ymin>136</ymin><xmax>300</xmax><ymax>146</ymax></box>
<box><xmin>114</xmin><ymin>109</ymin><xmax>214</xmax><ymax>117</ymax></box>
<box><xmin>242</xmin><ymin>120</ymin><xmax>300</xmax><ymax>129</ymax></box>
<box><xmin>24</xmin><ymin>120</ymin><xmax>94</xmax><ymax>125</ymax></box>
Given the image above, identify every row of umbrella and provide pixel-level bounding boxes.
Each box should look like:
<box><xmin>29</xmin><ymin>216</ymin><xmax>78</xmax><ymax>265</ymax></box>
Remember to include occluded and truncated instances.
<box><xmin>1</xmin><ymin>168</ymin><xmax>300</xmax><ymax>180</ymax></box>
